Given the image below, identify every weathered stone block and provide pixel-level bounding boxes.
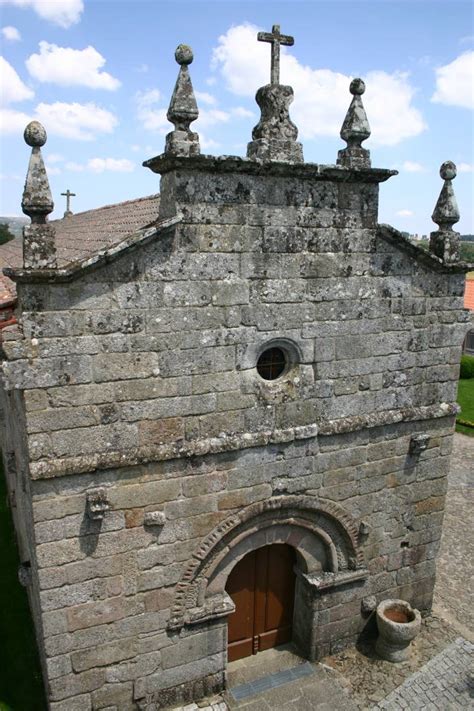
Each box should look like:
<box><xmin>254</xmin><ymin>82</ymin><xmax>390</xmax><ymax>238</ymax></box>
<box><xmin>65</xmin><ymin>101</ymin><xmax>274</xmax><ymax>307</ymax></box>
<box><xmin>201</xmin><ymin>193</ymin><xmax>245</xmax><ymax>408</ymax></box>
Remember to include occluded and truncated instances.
<box><xmin>71</xmin><ymin>638</ymin><xmax>137</xmax><ymax>672</ymax></box>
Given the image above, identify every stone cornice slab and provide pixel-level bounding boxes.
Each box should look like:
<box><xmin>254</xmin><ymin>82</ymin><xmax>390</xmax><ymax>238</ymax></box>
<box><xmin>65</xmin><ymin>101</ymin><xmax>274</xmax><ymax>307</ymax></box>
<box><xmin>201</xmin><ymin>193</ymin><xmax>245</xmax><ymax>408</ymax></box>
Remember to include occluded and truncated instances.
<box><xmin>143</xmin><ymin>152</ymin><xmax>397</xmax><ymax>183</ymax></box>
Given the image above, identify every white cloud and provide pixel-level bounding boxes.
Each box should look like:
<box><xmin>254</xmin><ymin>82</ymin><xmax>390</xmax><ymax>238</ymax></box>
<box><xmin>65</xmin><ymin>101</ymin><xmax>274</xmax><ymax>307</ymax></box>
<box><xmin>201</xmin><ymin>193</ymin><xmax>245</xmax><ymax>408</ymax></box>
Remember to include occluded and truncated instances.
<box><xmin>196</xmin><ymin>106</ymin><xmax>254</xmax><ymax>130</ymax></box>
<box><xmin>458</xmin><ymin>162</ymin><xmax>473</xmax><ymax>172</ymax></box>
<box><xmin>196</xmin><ymin>108</ymin><xmax>230</xmax><ymax>128</ymax></box>
<box><xmin>195</xmin><ymin>91</ymin><xmax>217</xmax><ymax>106</ymax></box>
<box><xmin>200</xmin><ymin>133</ymin><xmax>220</xmax><ymax>151</ymax></box>
<box><xmin>87</xmin><ymin>158</ymin><xmax>134</xmax><ymax>173</ymax></box>
<box><xmin>65</xmin><ymin>161</ymin><xmax>84</xmax><ymax>172</ymax></box>
<box><xmin>26</xmin><ymin>42</ymin><xmax>120</xmax><ymax>90</ymax></box>
<box><xmin>45</xmin><ymin>163</ymin><xmax>61</xmax><ymax>175</ymax></box>
<box><xmin>65</xmin><ymin>157</ymin><xmax>134</xmax><ymax>173</ymax></box>
<box><xmin>137</xmin><ymin>88</ymin><xmax>161</xmax><ymax>105</ymax></box>
<box><xmin>432</xmin><ymin>51</ymin><xmax>474</xmax><ymax>109</ymax></box>
<box><xmin>136</xmin><ymin>82</ymin><xmax>256</xmax><ymax>138</ymax></box>
<box><xmin>396</xmin><ymin>209</ymin><xmax>414</xmax><ymax>217</ymax></box>
<box><xmin>47</xmin><ymin>153</ymin><xmax>63</xmax><ymax>164</ymax></box>
<box><xmin>211</xmin><ymin>23</ymin><xmax>426</xmax><ymax>146</ymax></box>
<box><xmin>402</xmin><ymin>160</ymin><xmax>425</xmax><ymax>172</ymax></box>
<box><xmin>0</xmin><ymin>106</ymin><xmax>31</xmax><ymax>133</ymax></box>
<box><xmin>0</xmin><ymin>56</ymin><xmax>34</xmax><ymax>104</ymax></box>
<box><xmin>1</xmin><ymin>25</ymin><xmax>21</xmax><ymax>41</ymax></box>
<box><xmin>34</xmin><ymin>102</ymin><xmax>117</xmax><ymax>140</ymax></box>
<box><xmin>232</xmin><ymin>106</ymin><xmax>254</xmax><ymax>118</ymax></box>
<box><xmin>135</xmin><ymin>89</ymin><xmax>168</xmax><ymax>132</ymax></box>
<box><xmin>1</xmin><ymin>0</ymin><xmax>83</xmax><ymax>28</ymax></box>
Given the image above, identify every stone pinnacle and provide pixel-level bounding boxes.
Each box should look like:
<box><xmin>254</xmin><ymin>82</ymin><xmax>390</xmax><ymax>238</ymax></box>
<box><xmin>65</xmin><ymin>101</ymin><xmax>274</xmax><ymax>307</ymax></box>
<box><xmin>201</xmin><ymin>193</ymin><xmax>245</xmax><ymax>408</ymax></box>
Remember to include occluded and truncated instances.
<box><xmin>429</xmin><ymin>161</ymin><xmax>461</xmax><ymax>263</ymax></box>
<box><xmin>165</xmin><ymin>44</ymin><xmax>200</xmax><ymax>156</ymax></box>
<box><xmin>337</xmin><ymin>78</ymin><xmax>371</xmax><ymax>168</ymax></box>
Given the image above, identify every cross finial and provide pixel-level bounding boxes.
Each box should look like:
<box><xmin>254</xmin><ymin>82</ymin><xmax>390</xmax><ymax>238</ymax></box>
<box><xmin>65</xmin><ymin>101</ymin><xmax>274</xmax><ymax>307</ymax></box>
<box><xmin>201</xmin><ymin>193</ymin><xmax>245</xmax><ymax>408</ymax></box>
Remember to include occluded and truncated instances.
<box><xmin>61</xmin><ymin>188</ymin><xmax>76</xmax><ymax>217</ymax></box>
<box><xmin>257</xmin><ymin>24</ymin><xmax>294</xmax><ymax>85</ymax></box>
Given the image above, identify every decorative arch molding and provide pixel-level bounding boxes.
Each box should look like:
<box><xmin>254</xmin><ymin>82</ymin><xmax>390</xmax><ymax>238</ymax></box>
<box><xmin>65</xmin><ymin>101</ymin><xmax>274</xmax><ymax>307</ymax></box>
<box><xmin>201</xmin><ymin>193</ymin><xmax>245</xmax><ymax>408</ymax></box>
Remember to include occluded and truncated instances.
<box><xmin>168</xmin><ymin>495</ymin><xmax>364</xmax><ymax>631</ymax></box>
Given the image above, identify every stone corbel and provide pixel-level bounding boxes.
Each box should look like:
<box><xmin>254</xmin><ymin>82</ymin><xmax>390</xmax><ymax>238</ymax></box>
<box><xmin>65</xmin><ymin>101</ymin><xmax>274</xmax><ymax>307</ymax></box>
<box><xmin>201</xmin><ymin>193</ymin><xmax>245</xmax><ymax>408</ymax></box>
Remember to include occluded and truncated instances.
<box><xmin>18</xmin><ymin>561</ymin><xmax>32</xmax><ymax>587</ymax></box>
<box><xmin>168</xmin><ymin>592</ymin><xmax>235</xmax><ymax>631</ymax></box>
<box><xmin>409</xmin><ymin>434</ymin><xmax>430</xmax><ymax>455</ymax></box>
<box><xmin>86</xmin><ymin>488</ymin><xmax>110</xmax><ymax>520</ymax></box>
<box><xmin>298</xmin><ymin>568</ymin><xmax>369</xmax><ymax>593</ymax></box>
<box><xmin>143</xmin><ymin>511</ymin><xmax>166</xmax><ymax>527</ymax></box>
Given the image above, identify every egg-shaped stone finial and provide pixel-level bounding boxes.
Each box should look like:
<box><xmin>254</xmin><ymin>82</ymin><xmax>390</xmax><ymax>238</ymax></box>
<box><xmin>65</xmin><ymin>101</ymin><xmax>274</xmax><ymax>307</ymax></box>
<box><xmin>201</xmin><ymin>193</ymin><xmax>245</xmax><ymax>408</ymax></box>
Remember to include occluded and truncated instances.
<box><xmin>350</xmin><ymin>78</ymin><xmax>366</xmax><ymax>96</ymax></box>
<box><xmin>164</xmin><ymin>44</ymin><xmax>200</xmax><ymax>156</ymax></box>
<box><xmin>175</xmin><ymin>44</ymin><xmax>193</xmax><ymax>66</ymax></box>
<box><xmin>439</xmin><ymin>160</ymin><xmax>456</xmax><ymax>181</ymax></box>
<box><xmin>337</xmin><ymin>77</ymin><xmax>371</xmax><ymax>167</ymax></box>
<box><xmin>21</xmin><ymin>120</ymin><xmax>57</xmax><ymax>268</ymax></box>
<box><xmin>429</xmin><ymin>159</ymin><xmax>461</xmax><ymax>263</ymax></box>
<box><xmin>24</xmin><ymin>120</ymin><xmax>47</xmax><ymax>148</ymax></box>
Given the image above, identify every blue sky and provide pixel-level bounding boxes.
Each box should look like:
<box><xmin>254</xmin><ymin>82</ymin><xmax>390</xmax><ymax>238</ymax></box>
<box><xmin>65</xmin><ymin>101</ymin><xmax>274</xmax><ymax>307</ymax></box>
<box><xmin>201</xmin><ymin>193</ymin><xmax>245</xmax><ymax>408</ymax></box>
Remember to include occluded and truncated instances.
<box><xmin>1</xmin><ymin>0</ymin><xmax>473</xmax><ymax>235</ymax></box>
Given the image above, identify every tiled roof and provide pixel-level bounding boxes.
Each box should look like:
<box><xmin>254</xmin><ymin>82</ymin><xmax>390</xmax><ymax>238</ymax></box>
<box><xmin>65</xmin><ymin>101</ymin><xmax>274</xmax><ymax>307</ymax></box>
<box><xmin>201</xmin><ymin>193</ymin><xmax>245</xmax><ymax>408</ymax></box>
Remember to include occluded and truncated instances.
<box><xmin>0</xmin><ymin>194</ymin><xmax>161</xmax><ymax>305</ymax></box>
<box><xmin>0</xmin><ymin>238</ymin><xmax>22</xmax><ymax>305</ymax></box>
<box><xmin>465</xmin><ymin>276</ymin><xmax>474</xmax><ymax>311</ymax></box>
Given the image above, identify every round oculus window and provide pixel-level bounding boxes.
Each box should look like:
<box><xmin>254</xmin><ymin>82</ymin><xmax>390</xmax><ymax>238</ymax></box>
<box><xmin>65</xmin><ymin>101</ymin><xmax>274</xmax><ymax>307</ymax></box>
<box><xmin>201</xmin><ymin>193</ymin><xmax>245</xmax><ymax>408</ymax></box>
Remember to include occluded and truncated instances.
<box><xmin>256</xmin><ymin>346</ymin><xmax>287</xmax><ymax>381</ymax></box>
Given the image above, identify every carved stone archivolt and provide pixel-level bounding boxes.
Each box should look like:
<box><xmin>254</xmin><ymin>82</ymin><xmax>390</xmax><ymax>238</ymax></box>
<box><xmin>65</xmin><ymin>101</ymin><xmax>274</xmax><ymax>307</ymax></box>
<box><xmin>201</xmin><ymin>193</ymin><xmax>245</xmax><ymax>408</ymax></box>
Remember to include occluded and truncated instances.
<box><xmin>168</xmin><ymin>495</ymin><xmax>363</xmax><ymax>630</ymax></box>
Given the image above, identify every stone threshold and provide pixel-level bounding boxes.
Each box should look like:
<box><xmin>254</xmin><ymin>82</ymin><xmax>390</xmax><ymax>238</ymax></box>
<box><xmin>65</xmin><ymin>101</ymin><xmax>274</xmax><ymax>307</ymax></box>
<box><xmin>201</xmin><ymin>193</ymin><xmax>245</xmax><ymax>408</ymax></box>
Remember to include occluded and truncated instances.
<box><xmin>229</xmin><ymin>661</ymin><xmax>314</xmax><ymax>702</ymax></box>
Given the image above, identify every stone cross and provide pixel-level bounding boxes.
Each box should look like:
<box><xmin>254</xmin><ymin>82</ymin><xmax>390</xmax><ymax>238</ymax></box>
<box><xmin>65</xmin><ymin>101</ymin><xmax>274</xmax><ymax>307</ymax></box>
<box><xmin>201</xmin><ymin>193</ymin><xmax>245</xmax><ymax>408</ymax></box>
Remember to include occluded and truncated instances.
<box><xmin>257</xmin><ymin>24</ymin><xmax>294</xmax><ymax>85</ymax></box>
<box><xmin>61</xmin><ymin>189</ymin><xmax>76</xmax><ymax>217</ymax></box>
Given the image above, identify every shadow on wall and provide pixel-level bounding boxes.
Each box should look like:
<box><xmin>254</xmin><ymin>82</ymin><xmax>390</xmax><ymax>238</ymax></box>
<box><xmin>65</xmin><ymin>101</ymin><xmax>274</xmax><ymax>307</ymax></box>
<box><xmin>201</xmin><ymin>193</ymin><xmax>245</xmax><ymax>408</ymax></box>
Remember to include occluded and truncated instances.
<box><xmin>0</xmin><ymin>457</ymin><xmax>46</xmax><ymax>711</ymax></box>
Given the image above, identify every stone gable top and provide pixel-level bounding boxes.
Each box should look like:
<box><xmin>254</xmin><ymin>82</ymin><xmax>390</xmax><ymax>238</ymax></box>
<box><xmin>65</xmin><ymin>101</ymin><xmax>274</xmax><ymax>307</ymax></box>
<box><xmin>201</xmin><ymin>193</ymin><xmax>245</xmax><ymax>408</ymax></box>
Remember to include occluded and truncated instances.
<box><xmin>3</xmin><ymin>25</ymin><xmax>472</xmax><ymax>291</ymax></box>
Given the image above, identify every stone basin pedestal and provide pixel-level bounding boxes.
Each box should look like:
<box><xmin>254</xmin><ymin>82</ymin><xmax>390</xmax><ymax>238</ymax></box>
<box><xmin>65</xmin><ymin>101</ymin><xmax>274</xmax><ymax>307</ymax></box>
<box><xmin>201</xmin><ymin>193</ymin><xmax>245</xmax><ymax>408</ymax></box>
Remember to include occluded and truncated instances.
<box><xmin>375</xmin><ymin>599</ymin><xmax>421</xmax><ymax>662</ymax></box>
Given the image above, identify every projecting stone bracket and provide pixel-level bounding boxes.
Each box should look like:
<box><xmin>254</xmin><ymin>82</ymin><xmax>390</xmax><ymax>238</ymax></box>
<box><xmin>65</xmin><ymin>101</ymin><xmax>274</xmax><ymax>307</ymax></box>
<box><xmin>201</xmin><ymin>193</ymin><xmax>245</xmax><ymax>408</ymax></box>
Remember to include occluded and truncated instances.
<box><xmin>299</xmin><ymin>568</ymin><xmax>369</xmax><ymax>593</ymax></box>
<box><xmin>86</xmin><ymin>488</ymin><xmax>110</xmax><ymax>520</ymax></box>
<box><xmin>143</xmin><ymin>510</ymin><xmax>166</xmax><ymax>527</ymax></box>
<box><xmin>409</xmin><ymin>434</ymin><xmax>431</xmax><ymax>455</ymax></box>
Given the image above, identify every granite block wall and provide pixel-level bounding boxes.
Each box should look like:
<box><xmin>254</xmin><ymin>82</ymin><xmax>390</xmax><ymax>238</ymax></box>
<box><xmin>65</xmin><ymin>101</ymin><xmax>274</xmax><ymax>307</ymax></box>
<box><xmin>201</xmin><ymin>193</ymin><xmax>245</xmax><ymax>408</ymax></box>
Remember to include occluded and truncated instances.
<box><xmin>0</xmin><ymin>159</ymin><xmax>469</xmax><ymax>709</ymax></box>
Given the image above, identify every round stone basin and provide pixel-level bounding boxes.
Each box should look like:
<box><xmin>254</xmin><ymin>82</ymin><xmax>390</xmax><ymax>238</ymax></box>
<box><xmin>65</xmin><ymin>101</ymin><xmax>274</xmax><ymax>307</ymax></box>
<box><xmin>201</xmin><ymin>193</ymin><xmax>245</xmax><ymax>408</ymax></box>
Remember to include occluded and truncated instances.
<box><xmin>383</xmin><ymin>606</ymin><xmax>416</xmax><ymax>624</ymax></box>
<box><xmin>375</xmin><ymin>599</ymin><xmax>421</xmax><ymax>662</ymax></box>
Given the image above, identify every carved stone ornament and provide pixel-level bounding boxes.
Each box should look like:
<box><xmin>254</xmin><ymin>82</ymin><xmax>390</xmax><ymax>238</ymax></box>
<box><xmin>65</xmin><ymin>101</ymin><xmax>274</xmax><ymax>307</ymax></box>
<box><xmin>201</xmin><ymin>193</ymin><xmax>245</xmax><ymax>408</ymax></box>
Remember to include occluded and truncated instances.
<box><xmin>247</xmin><ymin>24</ymin><xmax>303</xmax><ymax>163</ymax></box>
<box><xmin>337</xmin><ymin>78</ymin><xmax>371</xmax><ymax>168</ymax></box>
<box><xmin>165</xmin><ymin>45</ymin><xmax>200</xmax><ymax>157</ymax></box>
<box><xmin>429</xmin><ymin>161</ymin><xmax>461</xmax><ymax>263</ymax></box>
<box><xmin>18</xmin><ymin>562</ymin><xmax>32</xmax><ymax>587</ymax></box>
<box><xmin>143</xmin><ymin>510</ymin><xmax>166</xmax><ymax>527</ymax></box>
<box><xmin>409</xmin><ymin>434</ymin><xmax>430</xmax><ymax>455</ymax></box>
<box><xmin>86</xmin><ymin>488</ymin><xmax>110</xmax><ymax>520</ymax></box>
<box><xmin>21</xmin><ymin>120</ymin><xmax>57</xmax><ymax>269</ymax></box>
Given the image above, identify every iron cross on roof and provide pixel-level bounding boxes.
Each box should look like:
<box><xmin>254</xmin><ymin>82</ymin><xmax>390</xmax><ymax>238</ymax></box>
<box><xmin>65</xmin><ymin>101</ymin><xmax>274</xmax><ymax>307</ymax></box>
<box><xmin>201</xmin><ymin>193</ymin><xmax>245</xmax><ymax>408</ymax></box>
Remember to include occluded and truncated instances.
<box><xmin>61</xmin><ymin>188</ymin><xmax>76</xmax><ymax>217</ymax></box>
<box><xmin>257</xmin><ymin>24</ymin><xmax>294</xmax><ymax>85</ymax></box>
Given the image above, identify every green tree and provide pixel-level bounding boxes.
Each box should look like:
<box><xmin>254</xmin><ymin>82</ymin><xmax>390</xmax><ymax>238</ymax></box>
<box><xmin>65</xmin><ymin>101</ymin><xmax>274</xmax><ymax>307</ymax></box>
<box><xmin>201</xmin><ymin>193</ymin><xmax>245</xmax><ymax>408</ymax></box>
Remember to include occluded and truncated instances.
<box><xmin>460</xmin><ymin>242</ymin><xmax>474</xmax><ymax>262</ymax></box>
<box><xmin>0</xmin><ymin>223</ymin><xmax>15</xmax><ymax>245</ymax></box>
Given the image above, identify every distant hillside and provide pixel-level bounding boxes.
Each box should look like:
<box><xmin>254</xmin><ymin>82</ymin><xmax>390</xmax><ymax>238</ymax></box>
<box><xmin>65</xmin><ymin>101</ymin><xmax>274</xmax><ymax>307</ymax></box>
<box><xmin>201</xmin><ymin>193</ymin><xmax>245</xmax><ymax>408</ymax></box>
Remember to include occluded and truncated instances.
<box><xmin>0</xmin><ymin>216</ymin><xmax>28</xmax><ymax>239</ymax></box>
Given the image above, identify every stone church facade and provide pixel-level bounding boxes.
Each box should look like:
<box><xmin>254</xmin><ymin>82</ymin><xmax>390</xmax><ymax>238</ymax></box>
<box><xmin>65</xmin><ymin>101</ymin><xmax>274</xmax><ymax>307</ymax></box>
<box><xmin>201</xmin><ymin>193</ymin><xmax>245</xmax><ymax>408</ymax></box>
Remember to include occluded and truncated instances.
<box><xmin>0</xmin><ymin>27</ymin><xmax>471</xmax><ymax>711</ymax></box>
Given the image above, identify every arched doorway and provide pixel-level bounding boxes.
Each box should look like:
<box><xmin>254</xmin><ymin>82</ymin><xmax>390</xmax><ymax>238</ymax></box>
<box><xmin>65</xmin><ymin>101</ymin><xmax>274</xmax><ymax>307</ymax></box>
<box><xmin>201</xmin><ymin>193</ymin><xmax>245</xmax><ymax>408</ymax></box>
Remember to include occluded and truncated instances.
<box><xmin>226</xmin><ymin>544</ymin><xmax>296</xmax><ymax>662</ymax></box>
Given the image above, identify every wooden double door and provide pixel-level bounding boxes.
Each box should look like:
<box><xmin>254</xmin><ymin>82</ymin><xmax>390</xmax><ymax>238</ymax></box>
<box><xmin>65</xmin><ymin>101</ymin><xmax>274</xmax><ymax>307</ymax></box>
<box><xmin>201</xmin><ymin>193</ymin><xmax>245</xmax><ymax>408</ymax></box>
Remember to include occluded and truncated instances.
<box><xmin>226</xmin><ymin>544</ymin><xmax>296</xmax><ymax>662</ymax></box>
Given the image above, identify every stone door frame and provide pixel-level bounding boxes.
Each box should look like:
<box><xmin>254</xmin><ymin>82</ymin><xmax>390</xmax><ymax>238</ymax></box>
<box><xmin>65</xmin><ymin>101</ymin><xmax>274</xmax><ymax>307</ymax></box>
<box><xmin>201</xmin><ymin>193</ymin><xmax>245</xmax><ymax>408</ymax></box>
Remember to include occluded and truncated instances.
<box><xmin>167</xmin><ymin>495</ymin><xmax>368</xmax><ymax>661</ymax></box>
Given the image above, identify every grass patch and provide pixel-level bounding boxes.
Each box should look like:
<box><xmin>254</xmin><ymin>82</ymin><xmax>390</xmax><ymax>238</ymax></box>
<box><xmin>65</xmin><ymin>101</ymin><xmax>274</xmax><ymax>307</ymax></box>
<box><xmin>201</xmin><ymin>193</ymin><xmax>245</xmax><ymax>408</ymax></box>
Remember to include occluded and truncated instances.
<box><xmin>456</xmin><ymin>378</ymin><xmax>474</xmax><ymax>437</ymax></box>
<box><xmin>0</xmin><ymin>459</ymin><xmax>46</xmax><ymax>710</ymax></box>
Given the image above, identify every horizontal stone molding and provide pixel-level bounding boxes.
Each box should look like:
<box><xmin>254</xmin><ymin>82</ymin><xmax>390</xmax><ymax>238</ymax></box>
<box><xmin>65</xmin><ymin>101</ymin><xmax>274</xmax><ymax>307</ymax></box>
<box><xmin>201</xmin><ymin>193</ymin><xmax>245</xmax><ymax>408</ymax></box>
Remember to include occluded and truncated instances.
<box><xmin>299</xmin><ymin>568</ymin><xmax>368</xmax><ymax>592</ymax></box>
<box><xmin>28</xmin><ymin>403</ymin><xmax>458</xmax><ymax>479</ymax></box>
<box><xmin>144</xmin><ymin>153</ymin><xmax>397</xmax><ymax>183</ymax></box>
